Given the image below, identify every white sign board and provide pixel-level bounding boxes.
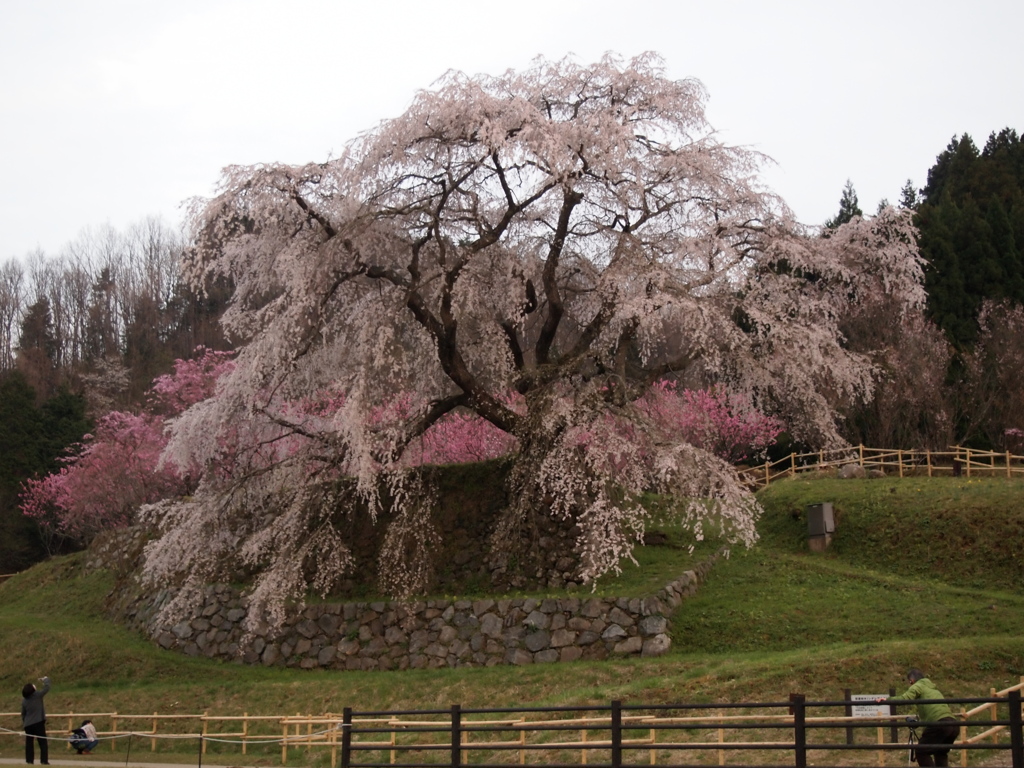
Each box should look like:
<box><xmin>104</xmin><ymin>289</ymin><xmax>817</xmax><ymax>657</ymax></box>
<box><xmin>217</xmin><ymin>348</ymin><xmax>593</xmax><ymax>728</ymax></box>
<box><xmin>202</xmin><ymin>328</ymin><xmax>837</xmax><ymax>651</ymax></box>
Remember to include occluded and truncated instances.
<box><xmin>850</xmin><ymin>694</ymin><xmax>890</xmax><ymax>718</ymax></box>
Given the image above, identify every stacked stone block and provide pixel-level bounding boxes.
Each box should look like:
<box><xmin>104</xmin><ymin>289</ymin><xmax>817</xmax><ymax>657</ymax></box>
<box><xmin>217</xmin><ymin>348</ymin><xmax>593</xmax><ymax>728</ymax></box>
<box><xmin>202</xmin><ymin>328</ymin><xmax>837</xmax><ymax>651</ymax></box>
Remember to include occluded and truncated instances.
<box><xmin>127</xmin><ymin>556</ymin><xmax>717</xmax><ymax>670</ymax></box>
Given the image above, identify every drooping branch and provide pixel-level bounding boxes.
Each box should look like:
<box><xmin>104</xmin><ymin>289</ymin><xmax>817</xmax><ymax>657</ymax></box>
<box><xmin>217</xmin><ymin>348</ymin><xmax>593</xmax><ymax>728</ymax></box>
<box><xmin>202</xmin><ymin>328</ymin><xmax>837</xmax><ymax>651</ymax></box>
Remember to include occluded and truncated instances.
<box><xmin>390</xmin><ymin>392</ymin><xmax>471</xmax><ymax>458</ymax></box>
<box><xmin>153</xmin><ymin>54</ymin><xmax>926</xmax><ymax>630</ymax></box>
<box><xmin>291</xmin><ymin>190</ymin><xmax>338</xmax><ymax>239</ymax></box>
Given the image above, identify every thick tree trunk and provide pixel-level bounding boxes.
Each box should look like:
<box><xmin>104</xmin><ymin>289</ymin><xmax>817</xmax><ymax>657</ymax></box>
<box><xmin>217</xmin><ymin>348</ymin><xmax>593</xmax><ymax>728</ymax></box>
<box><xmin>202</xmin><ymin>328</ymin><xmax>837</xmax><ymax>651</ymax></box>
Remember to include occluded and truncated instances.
<box><xmin>486</xmin><ymin>425</ymin><xmax>581</xmax><ymax>591</ymax></box>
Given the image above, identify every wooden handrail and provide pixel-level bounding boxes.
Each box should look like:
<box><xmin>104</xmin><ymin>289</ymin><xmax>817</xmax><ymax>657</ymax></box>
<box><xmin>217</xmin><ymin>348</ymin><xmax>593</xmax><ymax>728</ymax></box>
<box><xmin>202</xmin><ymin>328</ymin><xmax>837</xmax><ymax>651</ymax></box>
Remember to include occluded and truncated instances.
<box><xmin>2</xmin><ymin>694</ymin><xmax>1020</xmax><ymax>768</ymax></box>
<box><xmin>740</xmin><ymin>445</ymin><xmax>1024</xmax><ymax>489</ymax></box>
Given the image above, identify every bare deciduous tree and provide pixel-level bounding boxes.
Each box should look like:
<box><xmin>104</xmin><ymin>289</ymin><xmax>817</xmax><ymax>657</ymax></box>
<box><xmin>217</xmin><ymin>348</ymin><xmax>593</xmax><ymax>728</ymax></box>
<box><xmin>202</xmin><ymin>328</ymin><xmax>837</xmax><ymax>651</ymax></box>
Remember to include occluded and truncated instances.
<box><xmin>0</xmin><ymin>259</ymin><xmax>25</xmax><ymax>370</ymax></box>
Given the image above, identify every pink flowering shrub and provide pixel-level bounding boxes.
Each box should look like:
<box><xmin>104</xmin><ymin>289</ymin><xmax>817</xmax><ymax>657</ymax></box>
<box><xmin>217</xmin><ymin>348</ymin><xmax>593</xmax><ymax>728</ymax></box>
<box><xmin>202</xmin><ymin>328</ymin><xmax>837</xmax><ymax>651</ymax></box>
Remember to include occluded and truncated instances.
<box><xmin>640</xmin><ymin>383</ymin><xmax>784</xmax><ymax>463</ymax></box>
<box><xmin>24</xmin><ymin>359</ymin><xmax>779</xmax><ymax>546</ymax></box>
<box><xmin>149</xmin><ymin>348</ymin><xmax>236</xmax><ymax>415</ymax></box>
<box><xmin>293</xmin><ymin>390</ymin><xmax>518</xmax><ymax>467</ymax></box>
<box><xmin>21</xmin><ymin>411</ymin><xmax>185</xmax><ymax>540</ymax></box>
<box><xmin>314</xmin><ymin>385</ymin><xmax>775</xmax><ymax>470</ymax></box>
<box><xmin>412</xmin><ymin>410</ymin><xmax>518</xmax><ymax>465</ymax></box>
<box><xmin>21</xmin><ymin>348</ymin><xmax>234</xmax><ymax>542</ymax></box>
<box><xmin>408</xmin><ymin>384</ymin><xmax>780</xmax><ymax>469</ymax></box>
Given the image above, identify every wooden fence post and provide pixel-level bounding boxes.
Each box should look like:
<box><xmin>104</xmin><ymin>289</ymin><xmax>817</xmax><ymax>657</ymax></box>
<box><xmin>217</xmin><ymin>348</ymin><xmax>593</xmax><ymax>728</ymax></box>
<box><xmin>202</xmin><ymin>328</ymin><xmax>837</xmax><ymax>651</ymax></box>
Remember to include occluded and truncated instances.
<box><xmin>329</xmin><ymin>713</ymin><xmax>337</xmax><ymax>768</ymax></box>
<box><xmin>992</xmin><ymin>688</ymin><xmax>1000</xmax><ymax>744</ymax></box>
<box><xmin>718</xmin><ymin>712</ymin><xmax>725</xmax><ymax>767</ymax></box>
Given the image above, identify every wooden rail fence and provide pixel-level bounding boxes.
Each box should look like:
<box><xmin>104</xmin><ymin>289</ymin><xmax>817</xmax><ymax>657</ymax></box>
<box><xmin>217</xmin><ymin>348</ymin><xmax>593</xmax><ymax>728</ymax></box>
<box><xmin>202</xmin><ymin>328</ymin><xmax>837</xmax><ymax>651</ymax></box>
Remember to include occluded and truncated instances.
<box><xmin>740</xmin><ymin>445</ymin><xmax>1024</xmax><ymax>489</ymax></box>
<box><xmin>2</xmin><ymin>678</ymin><xmax>1020</xmax><ymax>768</ymax></box>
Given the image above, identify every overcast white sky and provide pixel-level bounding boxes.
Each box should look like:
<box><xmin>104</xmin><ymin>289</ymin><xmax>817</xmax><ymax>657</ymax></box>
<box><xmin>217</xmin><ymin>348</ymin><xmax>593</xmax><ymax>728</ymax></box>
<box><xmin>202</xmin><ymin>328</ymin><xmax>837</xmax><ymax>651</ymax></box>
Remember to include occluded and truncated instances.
<box><xmin>1</xmin><ymin>0</ymin><xmax>1021</xmax><ymax>261</ymax></box>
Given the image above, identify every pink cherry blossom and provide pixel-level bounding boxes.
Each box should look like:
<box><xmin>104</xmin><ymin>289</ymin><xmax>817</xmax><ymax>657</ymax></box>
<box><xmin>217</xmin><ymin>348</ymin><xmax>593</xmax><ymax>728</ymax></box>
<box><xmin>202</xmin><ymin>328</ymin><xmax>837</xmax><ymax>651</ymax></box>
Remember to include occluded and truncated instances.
<box><xmin>136</xmin><ymin>55</ymin><xmax>924</xmax><ymax>628</ymax></box>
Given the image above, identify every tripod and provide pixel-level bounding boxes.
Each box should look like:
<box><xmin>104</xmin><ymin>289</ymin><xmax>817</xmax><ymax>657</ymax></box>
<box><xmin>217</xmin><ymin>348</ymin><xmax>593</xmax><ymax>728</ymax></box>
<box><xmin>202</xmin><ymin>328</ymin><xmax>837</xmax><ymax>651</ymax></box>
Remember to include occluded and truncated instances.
<box><xmin>907</xmin><ymin>718</ymin><xmax>919</xmax><ymax>765</ymax></box>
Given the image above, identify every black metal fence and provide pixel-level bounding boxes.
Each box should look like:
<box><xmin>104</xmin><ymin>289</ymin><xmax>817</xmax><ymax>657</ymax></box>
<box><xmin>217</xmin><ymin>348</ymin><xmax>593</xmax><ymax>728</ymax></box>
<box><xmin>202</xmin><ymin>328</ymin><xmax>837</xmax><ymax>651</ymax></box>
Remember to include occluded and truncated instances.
<box><xmin>2</xmin><ymin>690</ymin><xmax>1019</xmax><ymax>767</ymax></box>
<box><xmin>337</xmin><ymin>690</ymin><xmax>1023</xmax><ymax>768</ymax></box>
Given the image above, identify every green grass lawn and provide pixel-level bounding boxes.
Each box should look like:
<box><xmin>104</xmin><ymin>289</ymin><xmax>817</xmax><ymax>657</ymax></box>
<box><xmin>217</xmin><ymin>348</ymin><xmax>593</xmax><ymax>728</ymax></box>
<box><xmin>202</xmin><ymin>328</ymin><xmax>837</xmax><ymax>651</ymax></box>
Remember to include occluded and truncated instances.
<box><xmin>673</xmin><ymin>550</ymin><xmax>1024</xmax><ymax>655</ymax></box>
<box><xmin>0</xmin><ymin>476</ymin><xmax>1022</xmax><ymax>765</ymax></box>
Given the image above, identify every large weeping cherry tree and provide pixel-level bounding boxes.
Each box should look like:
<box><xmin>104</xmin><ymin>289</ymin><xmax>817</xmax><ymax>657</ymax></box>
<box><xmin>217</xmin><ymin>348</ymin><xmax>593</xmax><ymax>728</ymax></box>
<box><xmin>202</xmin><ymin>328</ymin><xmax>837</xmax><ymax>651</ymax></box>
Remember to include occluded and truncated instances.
<box><xmin>142</xmin><ymin>54</ymin><xmax>924</xmax><ymax>629</ymax></box>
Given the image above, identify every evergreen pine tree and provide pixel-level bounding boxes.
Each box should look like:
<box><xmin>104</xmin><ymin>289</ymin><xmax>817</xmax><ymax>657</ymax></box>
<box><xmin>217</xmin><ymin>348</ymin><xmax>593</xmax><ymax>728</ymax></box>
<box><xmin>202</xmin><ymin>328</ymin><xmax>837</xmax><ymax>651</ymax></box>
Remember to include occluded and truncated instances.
<box><xmin>0</xmin><ymin>372</ymin><xmax>90</xmax><ymax>570</ymax></box>
<box><xmin>917</xmin><ymin>128</ymin><xmax>1024</xmax><ymax>347</ymax></box>
<box><xmin>985</xmin><ymin>196</ymin><xmax>1023</xmax><ymax>301</ymax></box>
<box><xmin>899</xmin><ymin>179</ymin><xmax>919</xmax><ymax>209</ymax></box>
<box><xmin>824</xmin><ymin>179</ymin><xmax>864</xmax><ymax>230</ymax></box>
<box><xmin>0</xmin><ymin>372</ymin><xmax>46</xmax><ymax>570</ymax></box>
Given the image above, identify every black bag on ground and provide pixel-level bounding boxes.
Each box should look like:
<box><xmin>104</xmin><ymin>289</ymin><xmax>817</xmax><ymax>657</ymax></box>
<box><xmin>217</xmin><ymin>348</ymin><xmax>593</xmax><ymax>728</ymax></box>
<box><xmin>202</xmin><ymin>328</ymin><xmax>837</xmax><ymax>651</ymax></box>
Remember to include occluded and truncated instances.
<box><xmin>69</xmin><ymin>727</ymin><xmax>88</xmax><ymax>752</ymax></box>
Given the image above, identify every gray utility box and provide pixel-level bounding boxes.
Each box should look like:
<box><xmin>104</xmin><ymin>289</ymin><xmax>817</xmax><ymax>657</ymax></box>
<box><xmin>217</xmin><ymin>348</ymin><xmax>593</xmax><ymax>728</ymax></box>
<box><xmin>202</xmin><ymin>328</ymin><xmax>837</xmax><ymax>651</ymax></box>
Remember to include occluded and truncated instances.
<box><xmin>807</xmin><ymin>503</ymin><xmax>835</xmax><ymax>536</ymax></box>
<box><xmin>807</xmin><ymin>503</ymin><xmax>835</xmax><ymax>552</ymax></box>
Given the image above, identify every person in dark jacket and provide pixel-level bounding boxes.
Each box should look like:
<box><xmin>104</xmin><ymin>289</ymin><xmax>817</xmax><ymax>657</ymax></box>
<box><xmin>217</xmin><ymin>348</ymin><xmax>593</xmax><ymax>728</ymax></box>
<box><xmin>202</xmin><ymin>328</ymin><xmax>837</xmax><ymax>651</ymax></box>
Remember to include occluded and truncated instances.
<box><xmin>21</xmin><ymin>676</ymin><xmax>50</xmax><ymax>765</ymax></box>
<box><xmin>882</xmin><ymin>669</ymin><xmax>959</xmax><ymax>767</ymax></box>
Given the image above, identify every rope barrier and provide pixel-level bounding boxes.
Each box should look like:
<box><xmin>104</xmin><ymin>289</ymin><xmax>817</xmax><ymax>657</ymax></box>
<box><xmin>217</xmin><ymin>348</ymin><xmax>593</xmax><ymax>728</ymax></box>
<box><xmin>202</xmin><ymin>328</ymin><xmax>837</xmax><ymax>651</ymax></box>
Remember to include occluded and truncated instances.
<box><xmin>0</xmin><ymin>723</ymin><xmax>345</xmax><ymax>745</ymax></box>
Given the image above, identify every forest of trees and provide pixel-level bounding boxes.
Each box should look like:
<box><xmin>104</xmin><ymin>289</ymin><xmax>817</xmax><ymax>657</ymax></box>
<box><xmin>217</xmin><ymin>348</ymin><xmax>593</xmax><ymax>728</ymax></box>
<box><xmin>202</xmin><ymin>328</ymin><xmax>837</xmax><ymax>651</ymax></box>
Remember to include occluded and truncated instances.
<box><xmin>0</xmin><ymin>57</ymin><xmax>1020</xmax><ymax>598</ymax></box>
<box><xmin>917</xmin><ymin>128</ymin><xmax>1024</xmax><ymax>348</ymax></box>
<box><xmin>0</xmin><ymin>218</ymin><xmax>230</xmax><ymax>570</ymax></box>
<box><xmin>837</xmin><ymin>128</ymin><xmax>1024</xmax><ymax>449</ymax></box>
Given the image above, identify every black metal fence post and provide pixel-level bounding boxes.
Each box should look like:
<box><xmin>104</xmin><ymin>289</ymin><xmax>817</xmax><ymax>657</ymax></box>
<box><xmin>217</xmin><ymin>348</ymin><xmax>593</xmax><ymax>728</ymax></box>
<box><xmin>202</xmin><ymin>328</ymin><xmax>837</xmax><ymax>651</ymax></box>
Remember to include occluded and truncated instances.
<box><xmin>889</xmin><ymin>687</ymin><xmax>898</xmax><ymax>744</ymax></box>
<box><xmin>451</xmin><ymin>704</ymin><xmax>462</xmax><ymax>768</ymax></box>
<box><xmin>341</xmin><ymin>707</ymin><xmax>352</xmax><ymax>768</ymax></box>
<box><xmin>1009</xmin><ymin>689</ymin><xmax>1022</xmax><ymax>768</ymax></box>
<box><xmin>791</xmin><ymin>693</ymin><xmax>807</xmax><ymax>768</ymax></box>
<box><xmin>844</xmin><ymin>688</ymin><xmax>853</xmax><ymax>745</ymax></box>
<box><xmin>611</xmin><ymin>700</ymin><xmax>622</xmax><ymax>768</ymax></box>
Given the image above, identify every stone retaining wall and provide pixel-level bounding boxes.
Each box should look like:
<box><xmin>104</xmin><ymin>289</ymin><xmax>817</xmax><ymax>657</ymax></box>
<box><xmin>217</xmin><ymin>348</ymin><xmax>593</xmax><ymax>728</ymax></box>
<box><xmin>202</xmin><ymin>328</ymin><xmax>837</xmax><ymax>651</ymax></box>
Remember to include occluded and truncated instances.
<box><xmin>115</xmin><ymin>555</ymin><xmax>718</xmax><ymax>670</ymax></box>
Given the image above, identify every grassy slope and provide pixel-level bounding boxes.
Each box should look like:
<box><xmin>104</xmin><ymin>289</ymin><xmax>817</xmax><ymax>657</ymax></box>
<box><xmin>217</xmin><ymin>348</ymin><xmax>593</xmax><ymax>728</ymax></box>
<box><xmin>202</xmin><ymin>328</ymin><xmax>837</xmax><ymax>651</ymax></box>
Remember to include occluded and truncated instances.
<box><xmin>0</xmin><ymin>476</ymin><xmax>1021</xmax><ymax>748</ymax></box>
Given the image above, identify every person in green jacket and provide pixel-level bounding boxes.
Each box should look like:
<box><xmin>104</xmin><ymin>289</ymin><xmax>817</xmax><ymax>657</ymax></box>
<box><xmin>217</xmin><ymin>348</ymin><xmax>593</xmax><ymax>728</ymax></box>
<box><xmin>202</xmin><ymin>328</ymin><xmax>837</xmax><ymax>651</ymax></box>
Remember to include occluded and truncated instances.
<box><xmin>883</xmin><ymin>669</ymin><xmax>959</xmax><ymax>767</ymax></box>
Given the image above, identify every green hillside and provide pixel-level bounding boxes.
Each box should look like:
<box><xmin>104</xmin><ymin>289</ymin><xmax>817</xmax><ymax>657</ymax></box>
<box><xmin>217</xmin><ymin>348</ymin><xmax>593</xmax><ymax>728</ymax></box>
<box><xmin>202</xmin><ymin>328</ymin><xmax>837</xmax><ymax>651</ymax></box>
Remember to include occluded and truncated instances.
<box><xmin>755</xmin><ymin>475</ymin><xmax>1024</xmax><ymax>589</ymax></box>
<box><xmin>0</xmin><ymin>476</ymin><xmax>1021</xmax><ymax>763</ymax></box>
